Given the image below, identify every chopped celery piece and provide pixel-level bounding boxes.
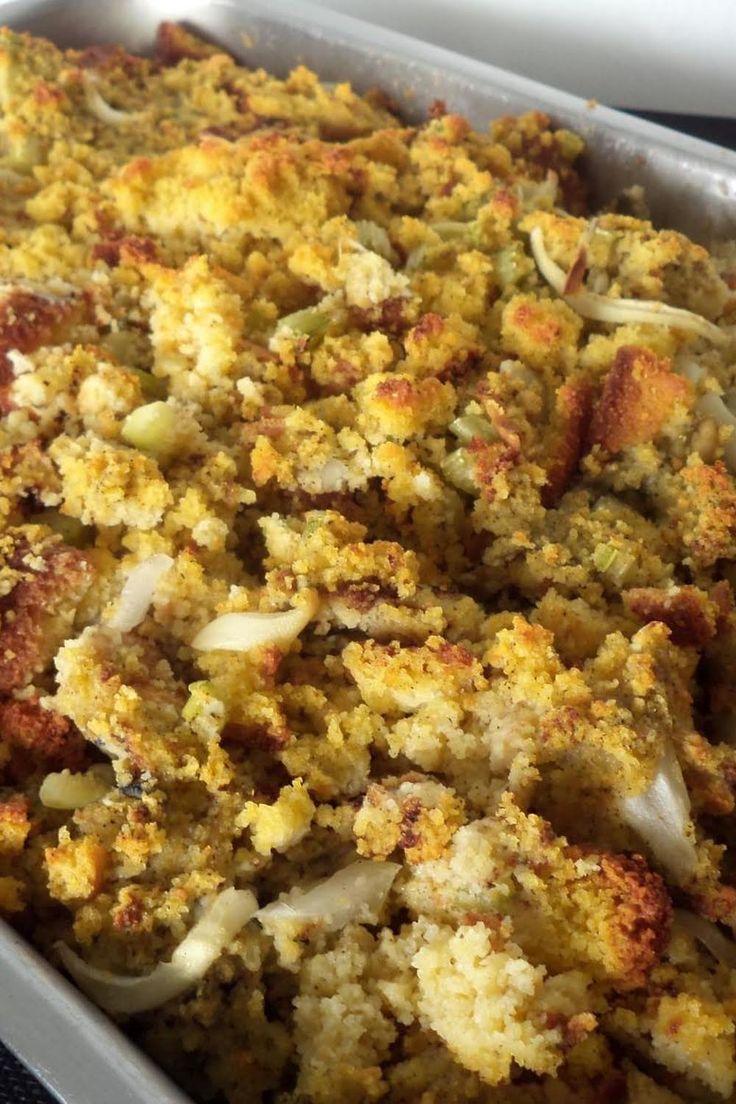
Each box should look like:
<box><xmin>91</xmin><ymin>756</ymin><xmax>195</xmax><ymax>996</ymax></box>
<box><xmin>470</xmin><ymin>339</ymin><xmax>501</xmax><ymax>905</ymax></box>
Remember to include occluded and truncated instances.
<box><xmin>441</xmin><ymin>448</ymin><xmax>477</xmax><ymax>495</ymax></box>
<box><xmin>431</xmin><ymin>220</ymin><xmax>480</xmax><ymax>244</ymax></box>
<box><xmin>405</xmin><ymin>245</ymin><xmax>427</xmax><ymax>272</ymax></box>
<box><xmin>121</xmin><ymin>401</ymin><xmax>178</xmax><ymax>459</ymax></box>
<box><xmin>182</xmin><ymin>680</ymin><xmax>218</xmax><ymax>723</ymax></box>
<box><xmin>450</xmin><ymin>414</ymin><xmax>498</xmax><ymax>444</ymax></box>
<box><xmin>592</xmin><ymin>543</ymin><xmax>635</xmax><ymax>585</ymax></box>
<box><xmin>127</xmin><ymin>366</ymin><xmax>167</xmax><ymax>399</ymax></box>
<box><xmin>606</xmin><ymin>552</ymin><xmax>635</xmax><ymax>587</ymax></box>
<box><xmin>593</xmin><ymin>543</ymin><xmax>618</xmax><ymax>573</ymax></box>
<box><xmin>276</xmin><ymin>308</ymin><xmax>330</xmax><ymax>341</ymax></box>
<box><xmin>354</xmin><ymin>220</ymin><xmax>396</xmax><ymax>262</ymax></box>
<box><xmin>303</xmin><ymin>514</ymin><xmax>328</xmax><ymax>537</ymax></box>
<box><xmin>494</xmin><ymin>243</ymin><xmax>531</xmax><ymax>287</ymax></box>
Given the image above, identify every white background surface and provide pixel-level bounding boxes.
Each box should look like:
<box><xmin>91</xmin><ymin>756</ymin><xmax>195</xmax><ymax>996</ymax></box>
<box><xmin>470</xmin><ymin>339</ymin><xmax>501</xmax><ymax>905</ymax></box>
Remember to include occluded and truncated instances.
<box><xmin>309</xmin><ymin>0</ymin><xmax>736</xmax><ymax>116</ymax></box>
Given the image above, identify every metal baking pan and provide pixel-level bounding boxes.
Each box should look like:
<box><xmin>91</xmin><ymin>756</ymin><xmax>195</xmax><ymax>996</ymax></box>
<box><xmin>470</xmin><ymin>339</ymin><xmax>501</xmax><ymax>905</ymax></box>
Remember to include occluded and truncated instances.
<box><xmin>2</xmin><ymin>1</ymin><xmax>736</xmax><ymax>1102</ymax></box>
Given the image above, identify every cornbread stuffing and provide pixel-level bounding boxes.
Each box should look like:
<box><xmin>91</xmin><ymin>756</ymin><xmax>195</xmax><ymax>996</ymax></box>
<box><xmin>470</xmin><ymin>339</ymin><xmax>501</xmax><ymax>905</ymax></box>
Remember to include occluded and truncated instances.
<box><xmin>4</xmin><ymin>19</ymin><xmax>736</xmax><ymax>1104</ymax></box>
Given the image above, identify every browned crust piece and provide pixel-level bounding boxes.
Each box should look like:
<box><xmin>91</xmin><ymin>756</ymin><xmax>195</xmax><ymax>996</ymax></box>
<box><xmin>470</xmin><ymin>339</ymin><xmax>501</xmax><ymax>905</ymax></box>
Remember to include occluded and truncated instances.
<box><xmin>355</xmin><ymin>775</ymin><xmax>465</xmax><ymax>864</ymax></box>
<box><xmin>347</xmin><ymin>297</ymin><xmax>412</xmax><ymax>337</ymax></box>
<box><xmin>0</xmin><ymin>291</ymin><xmax>88</xmax><ymax>413</ymax></box>
<box><xmin>0</xmin><ymin>530</ymin><xmax>91</xmax><ymax>693</ymax></box>
<box><xmin>77</xmin><ymin>43</ymin><xmax>143</xmax><ymax>76</ymax></box>
<box><xmin>587</xmin><ymin>850</ymin><xmax>673</xmax><ymax>991</ymax></box>
<box><xmin>467</xmin><ymin>437</ymin><xmax>519</xmax><ymax>500</ymax></box>
<box><xmin>0</xmin><ymin>793</ymin><xmax>32</xmax><ymax>854</ymax></box>
<box><xmin>688</xmin><ymin>882</ymin><xmax>736</xmax><ymax>926</ymax></box>
<box><xmin>90</xmin><ymin>233</ymin><xmax>159</xmax><ymax>268</ymax></box>
<box><xmin>0</xmin><ymin>697</ymin><xmax>88</xmax><ymax>778</ymax></box>
<box><xmin>407</xmin><ymin>312</ymin><xmax>483</xmax><ymax>382</ymax></box>
<box><xmin>493</xmin><ymin>110</ymin><xmax>588</xmax><ymax>215</ymax></box>
<box><xmin>677</xmin><ymin>730</ymin><xmax>736</xmax><ymax>817</ymax></box>
<box><xmin>677</xmin><ymin>460</ymin><xmax>736</xmax><ymax>567</ymax></box>
<box><xmin>623</xmin><ymin>585</ymin><xmax>718</xmax><ymax>648</ymax></box>
<box><xmin>542</xmin><ymin>377</ymin><xmax>593</xmax><ymax>507</ymax></box>
<box><xmin>588</xmin><ymin>345</ymin><xmax>692</xmax><ymax>455</ymax></box>
<box><xmin>153</xmin><ymin>21</ymin><xmax>224</xmax><ymax>67</ymax></box>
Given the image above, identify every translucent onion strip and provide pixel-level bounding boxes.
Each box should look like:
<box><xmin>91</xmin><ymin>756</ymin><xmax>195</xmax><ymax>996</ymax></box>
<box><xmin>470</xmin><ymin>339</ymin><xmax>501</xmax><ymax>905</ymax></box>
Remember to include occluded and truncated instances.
<box><xmin>619</xmin><ymin>742</ymin><xmax>698</xmax><ymax>883</ymax></box>
<box><xmin>6</xmin><ymin>348</ymin><xmax>34</xmax><ymax>375</ymax></box>
<box><xmin>695</xmin><ymin>391</ymin><xmax>736</xmax><ymax>473</ymax></box>
<box><xmin>82</xmin><ymin>72</ymin><xmax>141</xmax><ymax>126</ymax></box>
<box><xmin>674</xmin><ymin>909</ymin><xmax>736</xmax><ymax>969</ymax></box>
<box><xmin>530</xmin><ymin>226</ymin><xmax>728</xmax><ymax>346</ymax></box>
<box><xmin>256</xmin><ymin>859</ymin><xmax>399</xmax><ymax>932</ymax></box>
<box><xmin>107</xmin><ymin>554</ymin><xmax>174</xmax><ymax>633</ymax></box>
<box><xmin>39</xmin><ymin>765</ymin><xmax>114</xmax><ymax>810</ymax></box>
<box><xmin>192</xmin><ymin>591</ymin><xmax>319</xmax><ymax>653</ymax></box>
<box><xmin>56</xmin><ymin>887</ymin><xmax>257</xmax><ymax>1014</ymax></box>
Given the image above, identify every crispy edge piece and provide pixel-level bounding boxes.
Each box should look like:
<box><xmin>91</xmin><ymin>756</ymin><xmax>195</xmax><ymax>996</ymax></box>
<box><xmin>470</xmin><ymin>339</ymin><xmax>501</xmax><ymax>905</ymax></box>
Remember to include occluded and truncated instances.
<box><xmin>677</xmin><ymin>460</ymin><xmax>736</xmax><ymax>567</ymax></box>
<box><xmin>542</xmin><ymin>377</ymin><xmax>593</xmax><ymax>507</ymax></box>
<box><xmin>90</xmin><ymin>233</ymin><xmax>158</xmax><ymax>268</ymax></box>
<box><xmin>623</xmin><ymin>586</ymin><xmax>718</xmax><ymax>648</ymax></box>
<box><xmin>498</xmin><ymin>797</ymin><xmax>673</xmax><ymax>991</ymax></box>
<box><xmin>0</xmin><ymin>291</ymin><xmax>87</xmax><ymax>413</ymax></box>
<box><xmin>0</xmin><ymin>794</ymin><xmax>31</xmax><ymax>855</ymax></box>
<box><xmin>153</xmin><ymin>21</ymin><xmax>226</xmax><ymax>66</ymax></box>
<box><xmin>0</xmin><ymin>531</ymin><xmax>91</xmax><ymax>693</ymax></box>
<box><xmin>45</xmin><ymin>834</ymin><xmax>108</xmax><ymax>903</ymax></box>
<box><xmin>354</xmin><ymin>775</ymin><xmax>466</xmax><ymax>864</ymax></box>
<box><xmin>594</xmin><ymin>851</ymin><xmax>673</xmax><ymax>991</ymax></box>
<box><xmin>0</xmin><ymin>697</ymin><xmax>88</xmax><ymax>777</ymax></box>
<box><xmin>493</xmin><ymin>110</ymin><xmax>588</xmax><ymax>214</ymax></box>
<box><xmin>588</xmin><ymin>345</ymin><xmax>692</xmax><ymax>454</ymax></box>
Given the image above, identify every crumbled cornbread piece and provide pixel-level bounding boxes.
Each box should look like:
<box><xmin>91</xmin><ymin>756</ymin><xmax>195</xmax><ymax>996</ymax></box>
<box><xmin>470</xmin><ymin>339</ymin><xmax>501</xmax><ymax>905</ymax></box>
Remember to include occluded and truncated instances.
<box><xmin>588</xmin><ymin>345</ymin><xmax>692</xmax><ymax>454</ymax></box>
<box><xmin>49</xmin><ymin>435</ymin><xmax>172</xmax><ymax>528</ymax></box>
<box><xmin>0</xmin><ymin>794</ymin><xmax>31</xmax><ymax>854</ymax></box>
<box><xmin>354</xmin><ymin>775</ymin><xmax>466</xmax><ymax>863</ymax></box>
<box><xmin>0</xmin><ymin>525</ymin><xmax>90</xmax><ymax>691</ymax></box>
<box><xmin>237</xmin><ymin>779</ymin><xmax>315</xmax><ymax>856</ymax></box>
<box><xmin>414</xmin><ymin>921</ymin><xmax>594</xmax><ymax>1084</ymax></box>
<box><xmin>45</xmin><ymin>831</ymin><xmax>108</xmax><ymax>902</ymax></box>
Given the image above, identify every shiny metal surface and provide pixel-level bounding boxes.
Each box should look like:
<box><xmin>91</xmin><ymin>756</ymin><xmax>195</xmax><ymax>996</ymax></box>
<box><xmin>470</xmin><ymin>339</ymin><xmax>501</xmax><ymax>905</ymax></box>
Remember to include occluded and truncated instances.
<box><xmin>0</xmin><ymin>921</ymin><xmax>191</xmax><ymax>1103</ymax></box>
<box><xmin>1</xmin><ymin>1</ymin><xmax>736</xmax><ymax>1101</ymax></box>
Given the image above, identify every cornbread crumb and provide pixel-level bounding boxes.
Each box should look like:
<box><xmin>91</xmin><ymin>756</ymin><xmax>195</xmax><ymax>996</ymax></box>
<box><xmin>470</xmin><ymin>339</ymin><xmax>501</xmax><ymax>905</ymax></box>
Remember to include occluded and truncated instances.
<box><xmin>49</xmin><ymin>435</ymin><xmax>172</xmax><ymax>529</ymax></box>
<box><xmin>45</xmin><ymin>831</ymin><xmax>108</xmax><ymax>902</ymax></box>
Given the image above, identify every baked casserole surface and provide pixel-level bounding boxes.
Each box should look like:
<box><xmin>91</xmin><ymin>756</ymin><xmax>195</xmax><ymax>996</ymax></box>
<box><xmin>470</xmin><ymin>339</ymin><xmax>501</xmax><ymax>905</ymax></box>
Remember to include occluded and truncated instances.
<box><xmin>3</xmin><ymin>20</ymin><xmax>736</xmax><ymax>1103</ymax></box>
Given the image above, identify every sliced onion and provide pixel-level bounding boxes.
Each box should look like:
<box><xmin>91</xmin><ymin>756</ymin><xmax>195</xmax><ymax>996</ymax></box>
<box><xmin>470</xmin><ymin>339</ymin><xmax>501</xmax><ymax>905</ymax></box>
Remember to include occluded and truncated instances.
<box><xmin>56</xmin><ymin>887</ymin><xmax>257</xmax><ymax>1014</ymax></box>
<box><xmin>695</xmin><ymin>391</ymin><xmax>736</xmax><ymax>473</ymax></box>
<box><xmin>530</xmin><ymin>226</ymin><xmax>728</xmax><ymax>346</ymax></box>
<box><xmin>82</xmin><ymin>72</ymin><xmax>141</xmax><ymax>126</ymax></box>
<box><xmin>674</xmin><ymin>355</ymin><xmax>707</xmax><ymax>385</ymax></box>
<box><xmin>256</xmin><ymin>859</ymin><xmax>399</xmax><ymax>932</ymax></box>
<box><xmin>673</xmin><ymin>357</ymin><xmax>736</xmax><ymax>471</ymax></box>
<box><xmin>0</xmin><ymin>279</ymin><xmax>71</xmax><ymax>303</ymax></box>
<box><xmin>674</xmin><ymin>909</ymin><xmax>736</xmax><ymax>969</ymax></box>
<box><xmin>312</xmin><ymin>458</ymin><xmax>350</xmax><ymax>492</ymax></box>
<box><xmin>619</xmin><ymin>742</ymin><xmax>698</xmax><ymax>883</ymax></box>
<box><xmin>39</xmin><ymin>764</ymin><xmax>114</xmax><ymax>810</ymax></box>
<box><xmin>7</xmin><ymin>348</ymin><xmax>34</xmax><ymax>375</ymax></box>
<box><xmin>106</xmin><ymin>554</ymin><xmax>174</xmax><ymax>632</ymax></box>
<box><xmin>191</xmin><ymin>591</ymin><xmax>319</xmax><ymax>653</ymax></box>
